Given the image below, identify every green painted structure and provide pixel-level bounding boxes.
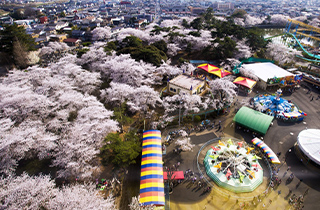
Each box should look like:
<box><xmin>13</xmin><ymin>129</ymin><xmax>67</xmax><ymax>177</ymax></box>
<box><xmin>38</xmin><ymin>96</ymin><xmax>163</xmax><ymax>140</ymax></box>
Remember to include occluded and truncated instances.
<box><xmin>233</xmin><ymin>107</ymin><xmax>274</xmax><ymax>135</ymax></box>
<box><xmin>232</xmin><ymin>57</ymin><xmax>274</xmax><ymax>74</ymax></box>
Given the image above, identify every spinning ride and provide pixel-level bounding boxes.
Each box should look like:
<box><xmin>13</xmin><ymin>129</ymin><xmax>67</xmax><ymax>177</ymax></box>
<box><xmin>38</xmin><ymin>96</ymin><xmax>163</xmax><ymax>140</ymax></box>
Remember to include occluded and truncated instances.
<box><xmin>204</xmin><ymin>139</ymin><xmax>263</xmax><ymax>193</ymax></box>
<box><xmin>253</xmin><ymin>89</ymin><xmax>306</xmax><ymax>121</ymax></box>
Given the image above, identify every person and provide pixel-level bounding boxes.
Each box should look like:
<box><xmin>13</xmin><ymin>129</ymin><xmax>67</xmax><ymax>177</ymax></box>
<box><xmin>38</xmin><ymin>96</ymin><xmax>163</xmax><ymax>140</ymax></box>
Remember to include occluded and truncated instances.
<box><xmin>311</xmin><ymin>96</ymin><xmax>314</xmax><ymax>101</ymax></box>
<box><xmin>278</xmin><ymin>190</ymin><xmax>281</xmax><ymax>195</ymax></box>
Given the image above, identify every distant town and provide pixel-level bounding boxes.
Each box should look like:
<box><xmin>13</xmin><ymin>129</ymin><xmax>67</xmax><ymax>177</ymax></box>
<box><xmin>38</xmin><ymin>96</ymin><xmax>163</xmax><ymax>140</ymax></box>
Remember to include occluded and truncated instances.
<box><xmin>1</xmin><ymin>0</ymin><xmax>320</xmax><ymax>47</ymax></box>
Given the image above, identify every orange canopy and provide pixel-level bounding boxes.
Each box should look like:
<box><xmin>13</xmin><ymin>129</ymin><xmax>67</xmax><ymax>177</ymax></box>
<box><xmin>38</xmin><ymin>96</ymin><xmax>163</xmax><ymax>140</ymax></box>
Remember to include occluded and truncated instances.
<box><xmin>233</xmin><ymin>77</ymin><xmax>257</xmax><ymax>89</ymax></box>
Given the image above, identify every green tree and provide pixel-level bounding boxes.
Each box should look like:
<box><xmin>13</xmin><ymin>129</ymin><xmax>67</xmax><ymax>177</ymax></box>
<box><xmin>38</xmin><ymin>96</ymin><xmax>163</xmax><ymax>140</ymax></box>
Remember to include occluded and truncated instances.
<box><xmin>104</xmin><ymin>41</ymin><xmax>117</xmax><ymax>52</ymax></box>
<box><xmin>112</xmin><ymin>101</ymin><xmax>133</xmax><ymax>132</ymax></box>
<box><xmin>203</xmin><ymin>7</ymin><xmax>214</xmax><ymax>23</ymax></box>
<box><xmin>182</xmin><ymin>19</ymin><xmax>189</xmax><ymax>28</ymax></box>
<box><xmin>0</xmin><ymin>24</ymin><xmax>35</xmax><ymax>68</ymax></box>
<box><xmin>60</xmin><ymin>11</ymin><xmax>66</xmax><ymax>17</ymax></box>
<box><xmin>100</xmin><ymin>132</ymin><xmax>141</xmax><ymax>168</ymax></box>
<box><xmin>190</xmin><ymin>17</ymin><xmax>203</xmax><ymax>31</ymax></box>
<box><xmin>122</xmin><ymin>35</ymin><xmax>142</xmax><ymax>48</ymax></box>
<box><xmin>151</xmin><ymin>40</ymin><xmax>168</xmax><ymax>53</ymax></box>
<box><xmin>10</xmin><ymin>9</ymin><xmax>25</xmax><ymax>20</ymax></box>
<box><xmin>246</xmin><ymin>28</ymin><xmax>269</xmax><ymax>50</ymax></box>
<box><xmin>129</xmin><ymin>45</ymin><xmax>167</xmax><ymax>66</ymax></box>
<box><xmin>188</xmin><ymin>31</ymin><xmax>201</xmax><ymax>37</ymax></box>
<box><xmin>231</xmin><ymin>9</ymin><xmax>247</xmax><ymax>18</ymax></box>
<box><xmin>117</xmin><ymin>36</ymin><xmax>167</xmax><ymax>66</ymax></box>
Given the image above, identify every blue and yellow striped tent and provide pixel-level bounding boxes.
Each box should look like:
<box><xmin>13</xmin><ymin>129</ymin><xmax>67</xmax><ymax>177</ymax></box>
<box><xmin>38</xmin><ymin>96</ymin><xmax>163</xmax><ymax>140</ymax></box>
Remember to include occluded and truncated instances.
<box><xmin>139</xmin><ymin>130</ymin><xmax>165</xmax><ymax>206</ymax></box>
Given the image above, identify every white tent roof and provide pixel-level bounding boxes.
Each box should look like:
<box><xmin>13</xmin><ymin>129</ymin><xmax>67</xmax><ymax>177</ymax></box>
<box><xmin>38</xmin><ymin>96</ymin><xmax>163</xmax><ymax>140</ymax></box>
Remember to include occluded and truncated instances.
<box><xmin>297</xmin><ymin>129</ymin><xmax>320</xmax><ymax>165</ymax></box>
<box><xmin>242</xmin><ymin>63</ymin><xmax>294</xmax><ymax>82</ymax></box>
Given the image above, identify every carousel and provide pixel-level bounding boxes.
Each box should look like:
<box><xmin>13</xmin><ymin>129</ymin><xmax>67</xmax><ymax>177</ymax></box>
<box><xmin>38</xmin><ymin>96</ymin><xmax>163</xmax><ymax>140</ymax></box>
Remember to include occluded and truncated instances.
<box><xmin>203</xmin><ymin>138</ymin><xmax>263</xmax><ymax>193</ymax></box>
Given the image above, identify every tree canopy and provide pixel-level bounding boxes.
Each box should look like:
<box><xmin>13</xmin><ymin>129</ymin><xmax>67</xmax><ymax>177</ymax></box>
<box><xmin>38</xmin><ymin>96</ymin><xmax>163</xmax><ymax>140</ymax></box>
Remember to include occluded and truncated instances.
<box><xmin>100</xmin><ymin>132</ymin><xmax>141</xmax><ymax>168</ymax></box>
<box><xmin>0</xmin><ymin>24</ymin><xmax>35</xmax><ymax>68</ymax></box>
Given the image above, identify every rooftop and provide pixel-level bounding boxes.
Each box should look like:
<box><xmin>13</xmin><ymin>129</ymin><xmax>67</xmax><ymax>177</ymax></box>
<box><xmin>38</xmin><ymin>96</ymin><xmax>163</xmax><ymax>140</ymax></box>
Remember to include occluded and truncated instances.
<box><xmin>242</xmin><ymin>62</ymin><xmax>294</xmax><ymax>82</ymax></box>
<box><xmin>169</xmin><ymin>74</ymin><xmax>205</xmax><ymax>90</ymax></box>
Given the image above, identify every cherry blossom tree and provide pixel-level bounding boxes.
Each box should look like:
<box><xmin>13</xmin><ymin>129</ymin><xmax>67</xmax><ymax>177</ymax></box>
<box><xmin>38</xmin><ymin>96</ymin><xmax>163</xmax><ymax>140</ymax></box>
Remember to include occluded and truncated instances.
<box><xmin>208</xmin><ymin>77</ymin><xmax>237</xmax><ymax>108</ymax></box>
<box><xmin>27</xmin><ymin>50</ymin><xmax>40</xmax><ymax>65</ymax></box>
<box><xmin>39</xmin><ymin>42</ymin><xmax>69</xmax><ymax>58</ymax></box>
<box><xmin>129</xmin><ymin>196</ymin><xmax>154</xmax><ymax>210</ymax></box>
<box><xmin>46</xmin><ymin>183</ymin><xmax>116</xmax><ymax>209</ymax></box>
<box><xmin>101</xmin><ymin>82</ymin><xmax>162</xmax><ymax>113</ymax></box>
<box><xmin>167</xmin><ymin>43</ymin><xmax>182</xmax><ymax>57</ymax></box>
<box><xmin>234</xmin><ymin>15</ymin><xmax>263</xmax><ymax>27</ymax></box>
<box><xmin>270</xmin><ymin>14</ymin><xmax>290</xmax><ymax>26</ymax></box>
<box><xmin>90</xmin><ymin>53</ymin><xmax>162</xmax><ymax>87</ymax></box>
<box><xmin>0</xmin><ymin>173</ymin><xmax>116</xmax><ymax>210</ymax></box>
<box><xmin>265</xmin><ymin>42</ymin><xmax>302</xmax><ymax>65</ymax></box>
<box><xmin>309</xmin><ymin>17</ymin><xmax>320</xmax><ymax>27</ymax></box>
<box><xmin>235</xmin><ymin>40</ymin><xmax>252</xmax><ymax>59</ymax></box>
<box><xmin>175</xmin><ymin>130</ymin><xmax>195</xmax><ymax>151</ymax></box>
<box><xmin>239</xmin><ymin>66</ymin><xmax>259</xmax><ymax>81</ymax></box>
<box><xmin>162</xmin><ymin>93</ymin><xmax>204</xmax><ymax>120</ymax></box>
<box><xmin>92</xmin><ymin>26</ymin><xmax>112</xmax><ymax>41</ymax></box>
<box><xmin>0</xmin><ymin>173</ymin><xmax>56</xmax><ymax>210</ymax></box>
<box><xmin>0</xmin><ymin>56</ymin><xmax>118</xmax><ymax>180</ymax></box>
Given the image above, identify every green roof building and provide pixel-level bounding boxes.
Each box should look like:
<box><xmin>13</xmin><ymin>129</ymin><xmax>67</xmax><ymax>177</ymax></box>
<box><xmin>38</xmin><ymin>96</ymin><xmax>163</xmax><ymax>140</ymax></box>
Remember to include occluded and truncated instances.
<box><xmin>233</xmin><ymin>107</ymin><xmax>274</xmax><ymax>135</ymax></box>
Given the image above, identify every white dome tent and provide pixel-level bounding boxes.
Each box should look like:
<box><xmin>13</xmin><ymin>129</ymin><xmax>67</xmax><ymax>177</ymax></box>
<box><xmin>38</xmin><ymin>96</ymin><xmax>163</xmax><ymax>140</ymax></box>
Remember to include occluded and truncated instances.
<box><xmin>297</xmin><ymin>129</ymin><xmax>320</xmax><ymax>165</ymax></box>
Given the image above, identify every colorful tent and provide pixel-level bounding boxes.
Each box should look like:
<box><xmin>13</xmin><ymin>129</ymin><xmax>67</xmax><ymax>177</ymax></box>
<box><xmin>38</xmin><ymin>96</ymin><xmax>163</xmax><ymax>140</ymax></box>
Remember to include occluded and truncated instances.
<box><xmin>233</xmin><ymin>77</ymin><xmax>257</xmax><ymax>89</ymax></box>
<box><xmin>139</xmin><ymin>130</ymin><xmax>165</xmax><ymax>206</ymax></box>
<box><xmin>197</xmin><ymin>63</ymin><xmax>219</xmax><ymax>73</ymax></box>
<box><xmin>163</xmin><ymin>171</ymin><xmax>184</xmax><ymax>180</ymax></box>
<box><xmin>251</xmin><ymin>137</ymin><xmax>281</xmax><ymax>164</ymax></box>
<box><xmin>210</xmin><ymin>68</ymin><xmax>232</xmax><ymax>78</ymax></box>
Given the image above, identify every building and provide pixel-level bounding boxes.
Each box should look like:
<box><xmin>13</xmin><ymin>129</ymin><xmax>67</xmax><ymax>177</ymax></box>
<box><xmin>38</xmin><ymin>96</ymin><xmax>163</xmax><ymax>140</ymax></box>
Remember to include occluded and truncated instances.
<box><xmin>49</xmin><ymin>34</ymin><xmax>67</xmax><ymax>42</ymax></box>
<box><xmin>39</xmin><ymin>16</ymin><xmax>48</xmax><ymax>24</ymax></box>
<box><xmin>63</xmin><ymin>38</ymin><xmax>81</xmax><ymax>46</ymax></box>
<box><xmin>211</xmin><ymin>2</ymin><xmax>234</xmax><ymax>11</ymax></box>
<box><xmin>167</xmin><ymin>74</ymin><xmax>207</xmax><ymax>96</ymax></box>
<box><xmin>190</xmin><ymin>7</ymin><xmax>206</xmax><ymax>15</ymax></box>
<box><xmin>242</xmin><ymin>62</ymin><xmax>295</xmax><ymax>90</ymax></box>
<box><xmin>0</xmin><ymin>16</ymin><xmax>13</xmax><ymax>25</ymax></box>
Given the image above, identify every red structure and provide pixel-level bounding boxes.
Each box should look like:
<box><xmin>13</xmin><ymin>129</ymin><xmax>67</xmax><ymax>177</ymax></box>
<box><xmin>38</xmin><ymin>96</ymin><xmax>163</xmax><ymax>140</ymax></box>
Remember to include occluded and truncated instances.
<box><xmin>39</xmin><ymin>16</ymin><xmax>48</xmax><ymax>24</ymax></box>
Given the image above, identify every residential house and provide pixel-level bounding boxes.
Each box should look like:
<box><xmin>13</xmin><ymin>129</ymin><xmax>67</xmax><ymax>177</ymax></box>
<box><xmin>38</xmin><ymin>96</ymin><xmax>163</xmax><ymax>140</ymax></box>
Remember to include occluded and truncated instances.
<box><xmin>39</xmin><ymin>16</ymin><xmax>48</xmax><ymax>24</ymax></box>
<box><xmin>49</xmin><ymin>34</ymin><xmax>67</xmax><ymax>42</ymax></box>
<box><xmin>72</xmin><ymin>30</ymin><xmax>85</xmax><ymax>38</ymax></box>
<box><xmin>63</xmin><ymin>38</ymin><xmax>81</xmax><ymax>46</ymax></box>
<box><xmin>0</xmin><ymin>16</ymin><xmax>13</xmax><ymax>25</ymax></box>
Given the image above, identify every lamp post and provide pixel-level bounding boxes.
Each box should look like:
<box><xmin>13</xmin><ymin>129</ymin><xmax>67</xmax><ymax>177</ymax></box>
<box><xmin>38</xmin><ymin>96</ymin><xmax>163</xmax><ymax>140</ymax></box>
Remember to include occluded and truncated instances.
<box><xmin>178</xmin><ymin>101</ymin><xmax>183</xmax><ymax>127</ymax></box>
